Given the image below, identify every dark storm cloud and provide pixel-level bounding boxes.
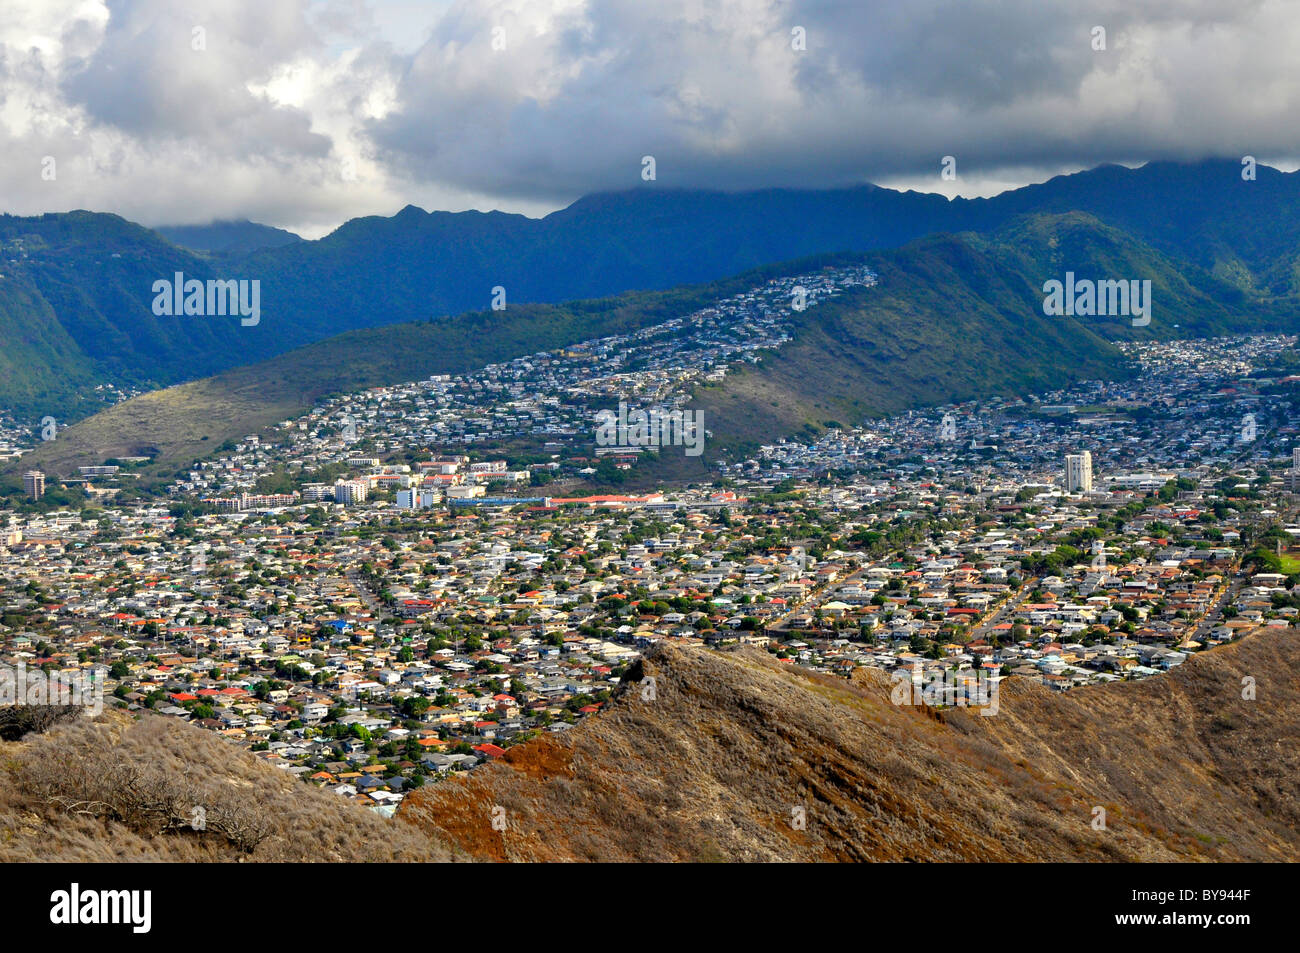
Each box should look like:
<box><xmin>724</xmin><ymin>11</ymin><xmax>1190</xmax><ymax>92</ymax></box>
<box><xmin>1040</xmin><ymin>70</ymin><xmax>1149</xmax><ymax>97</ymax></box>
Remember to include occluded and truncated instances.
<box><xmin>1</xmin><ymin>0</ymin><xmax>1296</xmax><ymax>232</ymax></box>
<box><xmin>367</xmin><ymin>0</ymin><xmax>1299</xmax><ymax>201</ymax></box>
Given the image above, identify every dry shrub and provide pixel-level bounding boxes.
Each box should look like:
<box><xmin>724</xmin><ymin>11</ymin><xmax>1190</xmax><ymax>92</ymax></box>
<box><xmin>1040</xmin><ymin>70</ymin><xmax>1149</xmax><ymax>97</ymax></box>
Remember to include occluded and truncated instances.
<box><xmin>0</xmin><ymin>710</ymin><xmax>464</xmax><ymax>863</ymax></box>
<box><xmin>0</xmin><ymin>705</ymin><xmax>82</xmax><ymax>741</ymax></box>
<box><xmin>18</xmin><ymin>738</ymin><xmax>269</xmax><ymax>852</ymax></box>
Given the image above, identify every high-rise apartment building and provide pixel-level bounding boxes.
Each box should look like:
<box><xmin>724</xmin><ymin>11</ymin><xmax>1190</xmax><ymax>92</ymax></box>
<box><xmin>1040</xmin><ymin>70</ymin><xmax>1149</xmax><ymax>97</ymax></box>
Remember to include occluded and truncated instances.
<box><xmin>22</xmin><ymin>470</ymin><xmax>45</xmax><ymax>500</ymax></box>
<box><xmin>334</xmin><ymin>480</ymin><xmax>369</xmax><ymax>505</ymax></box>
<box><xmin>1064</xmin><ymin>452</ymin><xmax>1093</xmax><ymax>493</ymax></box>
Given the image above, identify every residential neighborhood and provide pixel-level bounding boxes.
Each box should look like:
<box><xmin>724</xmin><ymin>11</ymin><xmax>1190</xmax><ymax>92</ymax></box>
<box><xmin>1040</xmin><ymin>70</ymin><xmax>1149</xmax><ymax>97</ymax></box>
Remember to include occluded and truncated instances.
<box><xmin>4</xmin><ymin>319</ymin><xmax>1300</xmax><ymax>817</ymax></box>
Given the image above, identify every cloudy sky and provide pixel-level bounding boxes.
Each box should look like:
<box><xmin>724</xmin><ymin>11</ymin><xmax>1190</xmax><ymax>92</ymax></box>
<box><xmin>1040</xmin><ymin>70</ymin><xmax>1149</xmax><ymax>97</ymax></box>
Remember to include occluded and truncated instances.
<box><xmin>2</xmin><ymin>0</ymin><xmax>1297</xmax><ymax>237</ymax></box>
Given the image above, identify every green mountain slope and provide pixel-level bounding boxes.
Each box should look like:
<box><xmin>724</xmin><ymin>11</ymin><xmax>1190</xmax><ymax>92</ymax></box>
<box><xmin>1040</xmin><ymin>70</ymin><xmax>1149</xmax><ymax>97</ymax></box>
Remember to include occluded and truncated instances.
<box><xmin>978</xmin><ymin>159</ymin><xmax>1300</xmax><ymax>296</ymax></box>
<box><xmin>681</xmin><ymin>212</ymin><xmax>1279</xmax><ymax>467</ymax></box>
<box><xmin>0</xmin><ymin>270</ymin><xmax>100</xmax><ymax>415</ymax></box>
<box><xmin>0</xmin><ymin>212</ymin><xmax>304</xmax><ymax>420</ymax></box>
<box><xmin>17</xmin><ymin>214</ymin><xmax>1272</xmax><ymax>486</ymax></box>
<box><xmin>6</xmin><ymin>159</ymin><xmax>1300</xmax><ymax>421</ymax></box>
<box><xmin>154</xmin><ymin>219</ymin><xmax>303</xmax><ymax>255</ymax></box>
<box><xmin>10</xmin><ymin>257</ymin><xmax>844</xmax><ymax>480</ymax></box>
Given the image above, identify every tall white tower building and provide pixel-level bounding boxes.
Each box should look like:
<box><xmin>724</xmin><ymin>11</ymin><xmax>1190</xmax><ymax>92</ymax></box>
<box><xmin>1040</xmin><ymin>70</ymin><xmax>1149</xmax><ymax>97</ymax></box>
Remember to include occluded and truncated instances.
<box><xmin>1064</xmin><ymin>451</ymin><xmax>1093</xmax><ymax>493</ymax></box>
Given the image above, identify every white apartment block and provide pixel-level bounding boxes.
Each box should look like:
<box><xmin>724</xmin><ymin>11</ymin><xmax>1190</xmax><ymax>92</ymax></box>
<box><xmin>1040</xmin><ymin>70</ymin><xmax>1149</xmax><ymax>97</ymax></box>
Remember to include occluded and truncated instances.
<box><xmin>334</xmin><ymin>480</ymin><xmax>369</xmax><ymax>504</ymax></box>
<box><xmin>1064</xmin><ymin>451</ymin><xmax>1093</xmax><ymax>493</ymax></box>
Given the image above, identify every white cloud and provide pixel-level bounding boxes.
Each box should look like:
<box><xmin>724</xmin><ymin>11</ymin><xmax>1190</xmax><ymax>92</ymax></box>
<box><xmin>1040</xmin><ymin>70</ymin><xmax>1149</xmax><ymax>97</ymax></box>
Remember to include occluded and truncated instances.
<box><xmin>1</xmin><ymin>0</ymin><xmax>1298</xmax><ymax>237</ymax></box>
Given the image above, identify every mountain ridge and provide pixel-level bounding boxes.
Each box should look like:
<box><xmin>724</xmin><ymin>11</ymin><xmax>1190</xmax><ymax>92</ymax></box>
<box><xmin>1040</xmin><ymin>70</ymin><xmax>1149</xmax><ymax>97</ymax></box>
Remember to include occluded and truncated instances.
<box><xmin>398</xmin><ymin>627</ymin><xmax>1300</xmax><ymax>862</ymax></box>
<box><xmin>3</xmin><ymin>158</ymin><xmax>1299</xmax><ymax>420</ymax></box>
<box><xmin>153</xmin><ymin>219</ymin><xmax>303</xmax><ymax>256</ymax></box>
<box><xmin>4</xmin><ymin>626</ymin><xmax>1291</xmax><ymax>863</ymax></box>
<box><xmin>12</xmin><ymin>212</ymin><xmax>1283</xmax><ymax>485</ymax></box>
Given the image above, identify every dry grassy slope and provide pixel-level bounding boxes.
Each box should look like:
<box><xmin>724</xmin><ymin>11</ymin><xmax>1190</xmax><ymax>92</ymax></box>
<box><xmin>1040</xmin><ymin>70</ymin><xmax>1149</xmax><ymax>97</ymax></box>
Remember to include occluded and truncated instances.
<box><xmin>0</xmin><ymin>710</ymin><xmax>461</xmax><ymax>862</ymax></box>
<box><xmin>14</xmin><ymin>365</ymin><xmax>318</xmax><ymax>480</ymax></box>
<box><xmin>399</xmin><ymin>629</ymin><xmax>1300</xmax><ymax>862</ymax></box>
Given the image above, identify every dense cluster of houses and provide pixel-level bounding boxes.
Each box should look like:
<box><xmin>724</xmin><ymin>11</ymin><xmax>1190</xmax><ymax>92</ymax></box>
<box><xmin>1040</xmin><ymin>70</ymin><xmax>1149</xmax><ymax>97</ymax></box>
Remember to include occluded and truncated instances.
<box><xmin>4</xmin><ymin>284</ymin><xmax>1299</xmax><ymax>815</ymax></box>
<box><xmin>160</xmin><ymin>264</ymin><xmax>876</xmax><ymax>499</ymax></box>
<box><xmin>3</xmin><ymin>427</ymin><xmax>1295</xmax><ymax>812</ymax></box>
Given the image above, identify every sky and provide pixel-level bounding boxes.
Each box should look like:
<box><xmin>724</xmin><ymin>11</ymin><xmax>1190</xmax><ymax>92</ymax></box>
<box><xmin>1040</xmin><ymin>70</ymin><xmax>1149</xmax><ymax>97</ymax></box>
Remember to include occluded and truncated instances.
<box><xmin>1</xmin><ymin>0</ymin><xmax>1298</xmax><ymax>238</ymax></box>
